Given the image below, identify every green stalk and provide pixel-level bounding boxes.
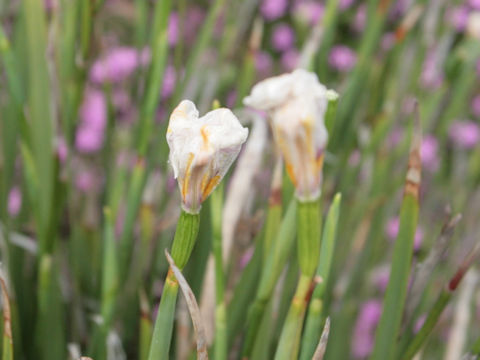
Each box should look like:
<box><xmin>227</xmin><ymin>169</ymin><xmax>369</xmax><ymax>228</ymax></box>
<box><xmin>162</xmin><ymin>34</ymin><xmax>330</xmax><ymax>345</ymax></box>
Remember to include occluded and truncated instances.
<box><xmin>316</xmin><ymin>0</ymin><xmax>341</xmax><ymax>81</ymax></box>
<box><xmin>300</xmin><ymin>193</ymin><xmax>342</xmax><ymax>360</ymax></box>
<box><xmin>0</xmin><ymin>273</ymin><xmax>13</xmax><ymax>360</ymax></box>
<box><xmin>297</xmin><ymin>199</ymin><xmax>322</xmax><ymax>278</ymax></box>
<box><xmin>139</xmin><ymin>290</ymin><xmax>152</xmax><ymax>360</ymax></box>
<box><xmin>274</xmin><ymin>274</ymin><xmax>312</xmax><ymax>360</ymax></box>
<box><xmin>242</xmin><ymin>200</ymin><xmax>297</xmax><ymax>358</ymax></box>
<box><xmin>371</xmin><ymin>116</ymin><xmax>422</xmax><ymax>359</ymax></box>
<box><xmin>210</xmin><ymin>183</ymin><xmax>226</xmax><ymax>360</ymax></box>
<box><xmin>148</xmin><ymin>210</ymin><xmax>200</xmax><ymax>360</ymax></box>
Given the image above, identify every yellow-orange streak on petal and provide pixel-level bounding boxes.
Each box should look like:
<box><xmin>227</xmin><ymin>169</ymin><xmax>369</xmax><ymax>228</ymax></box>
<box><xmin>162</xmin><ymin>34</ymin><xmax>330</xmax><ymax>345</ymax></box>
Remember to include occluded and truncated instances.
<box><xmin>302</xmin><ymin>117</ymin><xmax>315</xmax><ymax>158</ymax></box>
<box><xmin>200</xmin><ymin>125</ymin><xmax>210</xmax><ymax>151</ymax></box>
<box><xmin>315</xmin><ymin>153</ymin><xmax>324</xmax><ymax>173</ymax></box>
<box><xmin>181</xmin><ymin>153</ymin><xmax>195</xmax><ymax>200</ymax></box>
<box><xmin>202</xmin><ymin>175</ymin><xmax>221</xmax><ymax>201</ymax></box>
<box><xmin>285</xmin><ymin>162</ymin><xmax>297</xmax><ymax>187</ymax></box>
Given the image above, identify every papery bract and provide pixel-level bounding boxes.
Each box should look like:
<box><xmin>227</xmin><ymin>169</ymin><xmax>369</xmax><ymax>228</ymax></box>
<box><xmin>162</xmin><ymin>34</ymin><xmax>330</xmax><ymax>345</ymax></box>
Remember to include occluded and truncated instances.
<box><xmin>167</xmin><ymin>100</ymin><xmax>248</xmax><ymax>213</ymax></box>
<box><xmin>244</xmin><ymin>69</ymin><xmax>336</xmax><ymax>201</ymax></box>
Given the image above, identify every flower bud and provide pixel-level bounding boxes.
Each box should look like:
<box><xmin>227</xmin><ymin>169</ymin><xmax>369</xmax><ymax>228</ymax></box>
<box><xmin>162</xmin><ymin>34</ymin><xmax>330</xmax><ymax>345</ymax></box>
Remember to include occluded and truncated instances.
<box><xmin>167</xmin><ymin>100</ymin><xmax>249</xmax><ymax>213</ymax></box>
<box><xmin>244</xmin><ymin>69</ymin><xmax>336</xmax><ymax>201</ymax></box>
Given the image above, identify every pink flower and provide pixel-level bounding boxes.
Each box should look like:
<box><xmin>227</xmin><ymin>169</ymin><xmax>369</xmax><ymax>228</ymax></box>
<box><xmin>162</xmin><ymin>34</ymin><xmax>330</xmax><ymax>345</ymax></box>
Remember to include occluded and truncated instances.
<box><xmin>294</xmin><ymin>1</ymin><xmax>324</xmax><ymax>25</ymax></box>
<box><xmin>90</xmin><ymin>47</ymin><xmax>150</xmax><ymax>84</ymax></box>
<box><xmin>339</xmin><ymin>0</ymin><xmax>355</xmax><ymax>10</ymax></box>
<box><xmin>447</xmin><ymin>6</ymin><xmax>470</xmax><ymax>32</ymax></box>
<box><xmin>281</xmin><ymin>49</ymin><xmax>300</xmax><ymax>71</ymax></box>
<box><xmin>449</xmin><ymin>121</ymin><xmax>480</xmax><ymax>149</ymax></box>
<box><xmin>386</xmin><ymin>217</ymin><xmax>423</xmax><ymax>251</ymax></box>
<box><xmin>372</xmin><ymin>267</ymin><xmax>390</xmax><ymax>293</ymax></box>
<box><xmin>414</xmin><ymin>314</ymin><xmax>427</xmax><ymax>334</ymax></box>
<box><xmin>75</xmin><ymin>90</ymin><xmax>107</xmax><ymax>153</ymax></box>
<box><xmin>352</xmin><ymin>300</ymin><xmax>382</xmax><ymax>358</ymax></box>
<box><xmin>226</xmin><ymin>90</ymin><xmax>237</xmax><ymax>109</ymax></box>
<box><xmin>168</xmin><ymin>13</ymin><xmax>179</xmax><ymax>46</ymax></box>
<box><xmin>353</xmin><ymin>5</ymin><xmax>367</xmax><ymax>32</ymax></box>
<box><xmin>255</xmin><ymin>51</ymin><xmax>273</xmax><ymax>76</ymax></box>
<box><xmin>381</xmin><ymin>32</ymin><xmax>396</xmax><ymax>52</ymax></box>
<box><xmin>271</xmin><ymin>23</ymin><xmax>295</xmax><ymax>52</ymax></box>
<box><xmin>75</xmin><ymin>169</ymin><xmax>98</xmax><ymax>192</ymax></box>
<box><xmin>471</xmin><ymin>95</ymin><xmax>480</xmax><ymax>117</ymax></box>
<box><xmin>421</xmin><ymin>135</ymin><xmax>439</xmax><ymax>171</ymax></box>
<box><xmin>8</xmin><ymin>187</ymin><xmax>22</xmax><ymax>217</ymax></box>
<box><xmin>161</xmin><ymin>65</ymin><xmax>177</xmax><ymax>99</ymax></box>
<box><xmin>420</xmin><ymin>49</ymin><xmax>443</xmax><ymax>89</ymax></box>
<box><xmin>469</xmin><ymin>0</ymin><xmax>480</xmax><ymax>11</ymax></box>
<box><xmin>260</xmin><ymin>0</ymin><xmax>288</xmax><ymax>20</ymax></box>
<box><xmin>56</xmin><ymin>137</ymin><xmax>68</xmax><ymax>163</ymax></box>
<box><xmin>328</xmin><ymin>45</ymin><xmax>356</xmax><ymax>72</ymax></box>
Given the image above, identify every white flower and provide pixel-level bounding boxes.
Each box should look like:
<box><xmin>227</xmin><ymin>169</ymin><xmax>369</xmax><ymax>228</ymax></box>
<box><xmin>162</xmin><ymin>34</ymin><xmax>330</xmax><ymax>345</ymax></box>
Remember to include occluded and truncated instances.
<box><xmin>167</xmin><ymin>100</ymin><xmax>249</xmax><ymax>213</ymax></box>
<box><xmin>244</xmin><ymin>69</ymin><xmax>336</xmax><ymax>201</ymax></box>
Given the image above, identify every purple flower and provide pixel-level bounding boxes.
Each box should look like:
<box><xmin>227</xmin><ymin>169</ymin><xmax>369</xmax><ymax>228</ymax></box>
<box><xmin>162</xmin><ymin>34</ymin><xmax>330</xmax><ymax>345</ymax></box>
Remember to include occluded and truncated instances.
<box><xmin>294</xmin><ymin>1</ymin><xmax>324</xmax><ymax>25</ymax></box>
<box><xmin>447</xmin><ymin>6</ymin><xmax>469</xmax><ymax>32</ymax></box>
<box><xmin>226</xmin><ymin>90</ymin><xmax>237</xmax><ymax>109</ymax></box>
<box><xmin>421</xmin><ymin>135</ymin><xmax>439</xmax><ymax>172</ymax></box>
<box><xmin>420</xmin><ymin>49</ymin><xmax>443</xmax><ymax>89</ymax></box>
<box><xmin>255</xmin><ymin>51</ymin><xmax>273</xmax><ymax>76</ymax></box>
<box><xmin>353</xmin><ymin>5</ymin><xmax>367</xmax><ymax>32</ymax></box>
<box><xmin>8</xmin><ymin>187</ymin><xmax>22</xmax><ymax>217</ymax></box>
<box><xmin>162</xmin><ymin>65</ymin><xmax>177</xmax><ymax>99</ymax></box>
<box><xmin>239</xmin><ymin>247</ymin><xmax>254</xmax><ymax>270</ymax></box>
<box><xmin>469</xmin><ymin>0</ymin><xmax>480</xmax><ymax>11</ymax></box>
<box><xmin>339</xmin><ymin>0</ymin><xmax>355</xmax><ymax>11</ymax></box>
<box><xmin>449</xmin><ymin>121</ymin><xmax>480</xmax><ymax>149</ymax></box>
<box><xmin>381</xmin><ymin>32</ymin><xmax>396</xmax><ymax>52</ymax></box>
<box><xmin>260</xmin><ymin>0</ymin><xmax>288</xmax><ymax>20</ymax></box>
<box><xmin>328</xmin><ymin>45</ymin><xmax>356</xmax><ymax>72</ymax></box>
<box><xmin>372</xmin><ymin>266</ymin><xmax>390</xmax><ymax>293</ymax></box>
<box><xmin>271</xmin><ymin>23</ymin><xmax>295</xmax><ymax>52</ymax></box>
<box><xmin>352</xmin><ymin>300</ymin><xmax>382</xmax><ymax>359</ymax></box>
<box><xmin>56</xmin><ymin>137</ymin><xmax>68</xmax><ymax>163</ymax></box>
<box><xmin>414</xmin><ymin>314</ymin><xmax>427</xmax><ymax>334</ymax></box>
<box><xmin>75</xmin><ymin>90</ymin><xmax>107</xmax><ymax>153</ymax></box>
<box><xmin>90</xmin><ymin>47</ymin><xmax>150</xmax><ymax>84</ymax></box>
<box><xmin>472</xmin><ymin>95</ymin><xmax>480</xmax><ymax>117</ymax></box>
<box><xmin>386</xmin><ymin>217</ymin><xmax>423</xmax><ymax>251</ymax></box>
<box><xmin>75</xmin><ymin>169</ymin><xmax>98</xmax><ymax>192</ymax></box>
<box><xmin>168</xmin><ymin>13</ymin><xmax>179</xmax><ymax>46</ymax></box>
<box><xmin>281</xmin><ymin>48</ymin><xmax>300</xmax><ymax>71</ymax></box>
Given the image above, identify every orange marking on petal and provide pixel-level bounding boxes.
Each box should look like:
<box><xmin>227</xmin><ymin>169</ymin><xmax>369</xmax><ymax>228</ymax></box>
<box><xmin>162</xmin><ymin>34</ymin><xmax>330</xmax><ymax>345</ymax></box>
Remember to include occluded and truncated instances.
<box><xmin>181</xmin><ymin>153</ymin><xmax>195</xmax><ymax>200</ymax></box>
<box><xmin>285</xmin><ymin>162</ymin><xmax>297</xmax><ymax>186</ymax></box>
<box><xmin>202</xmin><ymin>175</ymin><xmax>221</xmax><ymax>200</ymax></box>
<box><xmin>200</xmin><ymin>125</ymin><xmax>210</xmax><ymax>150</ymax></box>
<box><xmin>315</xmin><ymin>153</ymin><xmax>324</xmax><ymax>172</ymax></box>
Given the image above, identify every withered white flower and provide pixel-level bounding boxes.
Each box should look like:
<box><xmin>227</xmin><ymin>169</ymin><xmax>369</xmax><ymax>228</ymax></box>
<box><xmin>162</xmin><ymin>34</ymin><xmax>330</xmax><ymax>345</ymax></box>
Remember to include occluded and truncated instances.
<box><xmin>167</xmin><ymin>100</ymin><xmax>249</xmax><ymax>214</ymax></box>
<box><xmin>244</xmin><ymin>69</ymin><xmax>337</xmax><ymax>201</ymax></box>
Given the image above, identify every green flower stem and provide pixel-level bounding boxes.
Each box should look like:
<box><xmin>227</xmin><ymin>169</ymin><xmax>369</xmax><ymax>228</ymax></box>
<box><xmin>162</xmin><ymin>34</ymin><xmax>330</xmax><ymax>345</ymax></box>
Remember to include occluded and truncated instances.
<box><xmin>370</xmin><ymin>193</ymin><xmax>419</xmax><ymax>360</ymax></box>
<box><xmin>210</xmin><ymin>183</ymin><xmax>227</xmax><ymax>360</ymax></box>
<box><xmin>316</xmin><ymin>0</ymin><xmax>341</xmax><ymax>81</ymax></box>
<box><xmin>300</xmin><ymin>193</ymin><xmax>342</xmax><ymax>360</ymax></box>
<box><xmin>297</xmin><ymin>198</ymin><xmax>322</xmax><ymax>278</ymax></box>
<box><xmin>242</xmin><ymin>200</ymin><xmax>297</xmax><ymax>358</ymax></box>
<box><xmin>400</xmin><ymin>289</ymin><xmax>450</xmax><ymax>360</ymax></box>
<box><xmin>274</xmin><ymin>274</ymin><xmax>312</xmax><ymax>360</ymax></box>
<box><xmin>148</xmin><ymin>210</ymin><xmax>200</xmax><ymax>360</ymax></box>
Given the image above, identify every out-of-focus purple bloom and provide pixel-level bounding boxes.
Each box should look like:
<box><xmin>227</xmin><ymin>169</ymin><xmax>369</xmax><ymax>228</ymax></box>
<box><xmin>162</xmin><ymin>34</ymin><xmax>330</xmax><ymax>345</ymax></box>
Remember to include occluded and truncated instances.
<box><xmin>75</xmin><ymin>90</ymin><xmax>107</xmax><ymax>153</ymax></box>
<box><xmin>381</xmin><ymin>32</ymin><xmax>396</xmax><ymax>52</ymax></box>
<box><xmin>260</xmin><ymin>0</ymin><xmax>288</xmax><ymax>20</ymax></box>
<box><xmin>353</xmin><ymin>5</ymin><xmax>367</xmax><ymax>32</ymax></box>
<box><xmin>168</xmin><ymin>13</ymin><xmax>179</xmax><ymax>46</ymax></box>
<box><xmin>389</xmin><ymin>0</ymin><xmax>408</xmax><ymax>20</ymax></box>
<box><xmin>339</xmin><ymin>0</ymin><xmax>355</xmax><ymax>11</ymax></box>
<box><xmin>470</xmin><ymin>0</ymin><xmax>480</xmax><ymax>10</ymax></box>
<box><xmin>349</xmin><ymin>149</ymin><xmax>361</xmax><ymax>166</ymax></box>
<box><xmin>386</xmin><ymin>217</ymin><xmax>423</xmax><ymax>251</ymax></box>
<box><xmin>255</xmin><ymin>51</ymin><xmax>273</xmax><ymax>76</ymax></box>
<box><xmin>75</xmin><ymin>169</ymin><xmax>98</xmax><ymax>192</ymax></box>
<box><xmin>372</xmin><ymin>266</ymin><xmax>390</xmax><ymax>293</ymax></box>
<box><xmin>449</xmin><ymin>121</ymin><xmax>480</xmax><ymax>149</ymax></box>
<box><xmin>414</xmin><ymin>314</ymin><xmax>427</xmax><ymax>334</ymax></box>
<box><xmin>420</xmin><ymin>49</ymin><xmax>443</xmax><ymax>89</ymax></box>
<box><xmin>387</xmin><ymin>128</ymin><xmax>404</xmax><ymax>148</ymax></box>
<box><xmin>226</xmin><ymin>90</ymin><xmax>237</xmax><ymax>109</ymax></box>
<box><xmin>90</xmin><ymin>47</ymin><xmax>150</xmax><ymax>84</ymax></box>
<box><xmin>8</xmin><ymin>187</ymin><xmax>22</xmax><ymax>217</ymax></box>
<box><xmin>162</xmin><ymin>65</ymin><xmax>176</xmax><ymax>99</ymax></box>
<box><xmin>166</xmin><ymin>174</ymin><xmax>177</xmax><ymax>193</ymax></box>
<box><xmin>328</xmin><ymin>45</ymin><xmax>356</xmax><ymax>72</ymax></box>
<box><xmin>472</xmin><ymin>95</ymin><xmax>480</xmax><ymax>117</ymax></box>
<box><xmin>352</xmin><ymin>300</ymin><xmax>382</xmax><ymax>359</ymax></box>
<box><xmin>271</xmin><ymin>23</ymin><xmax>295</xmax><ymax>52</ymax></box>
<box><xmin>239</xmin><ymin>247</ymin><xmax>254</xmax><ymax>270</ymax></box>
<box><xmin>44</xmin><ymin>0</ymin><xmax>54</xmax><ymax>11</ymax></box>
<box><xmin>56</xmin><ymin>137</ymin><xmax>68</xmax><ymax>163</ymax></box>
<box><xmin>447</xmin><ymin>6</ymin><xmax>470</xmax><ymax>31</ymax></box>
<box><xmin>281</xmin><ymin>49</ymin><xmax>300</xmax><ymax>71</ymax></box>
<box><xmin>421</xmin><ymin>135</ymin><xmax>439</xmax><ymax>172</ymax></box>
<box><xmin>294</xmin><ymin>1</ymin><xmax>324</xmax><ymax>25</ymax></box>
